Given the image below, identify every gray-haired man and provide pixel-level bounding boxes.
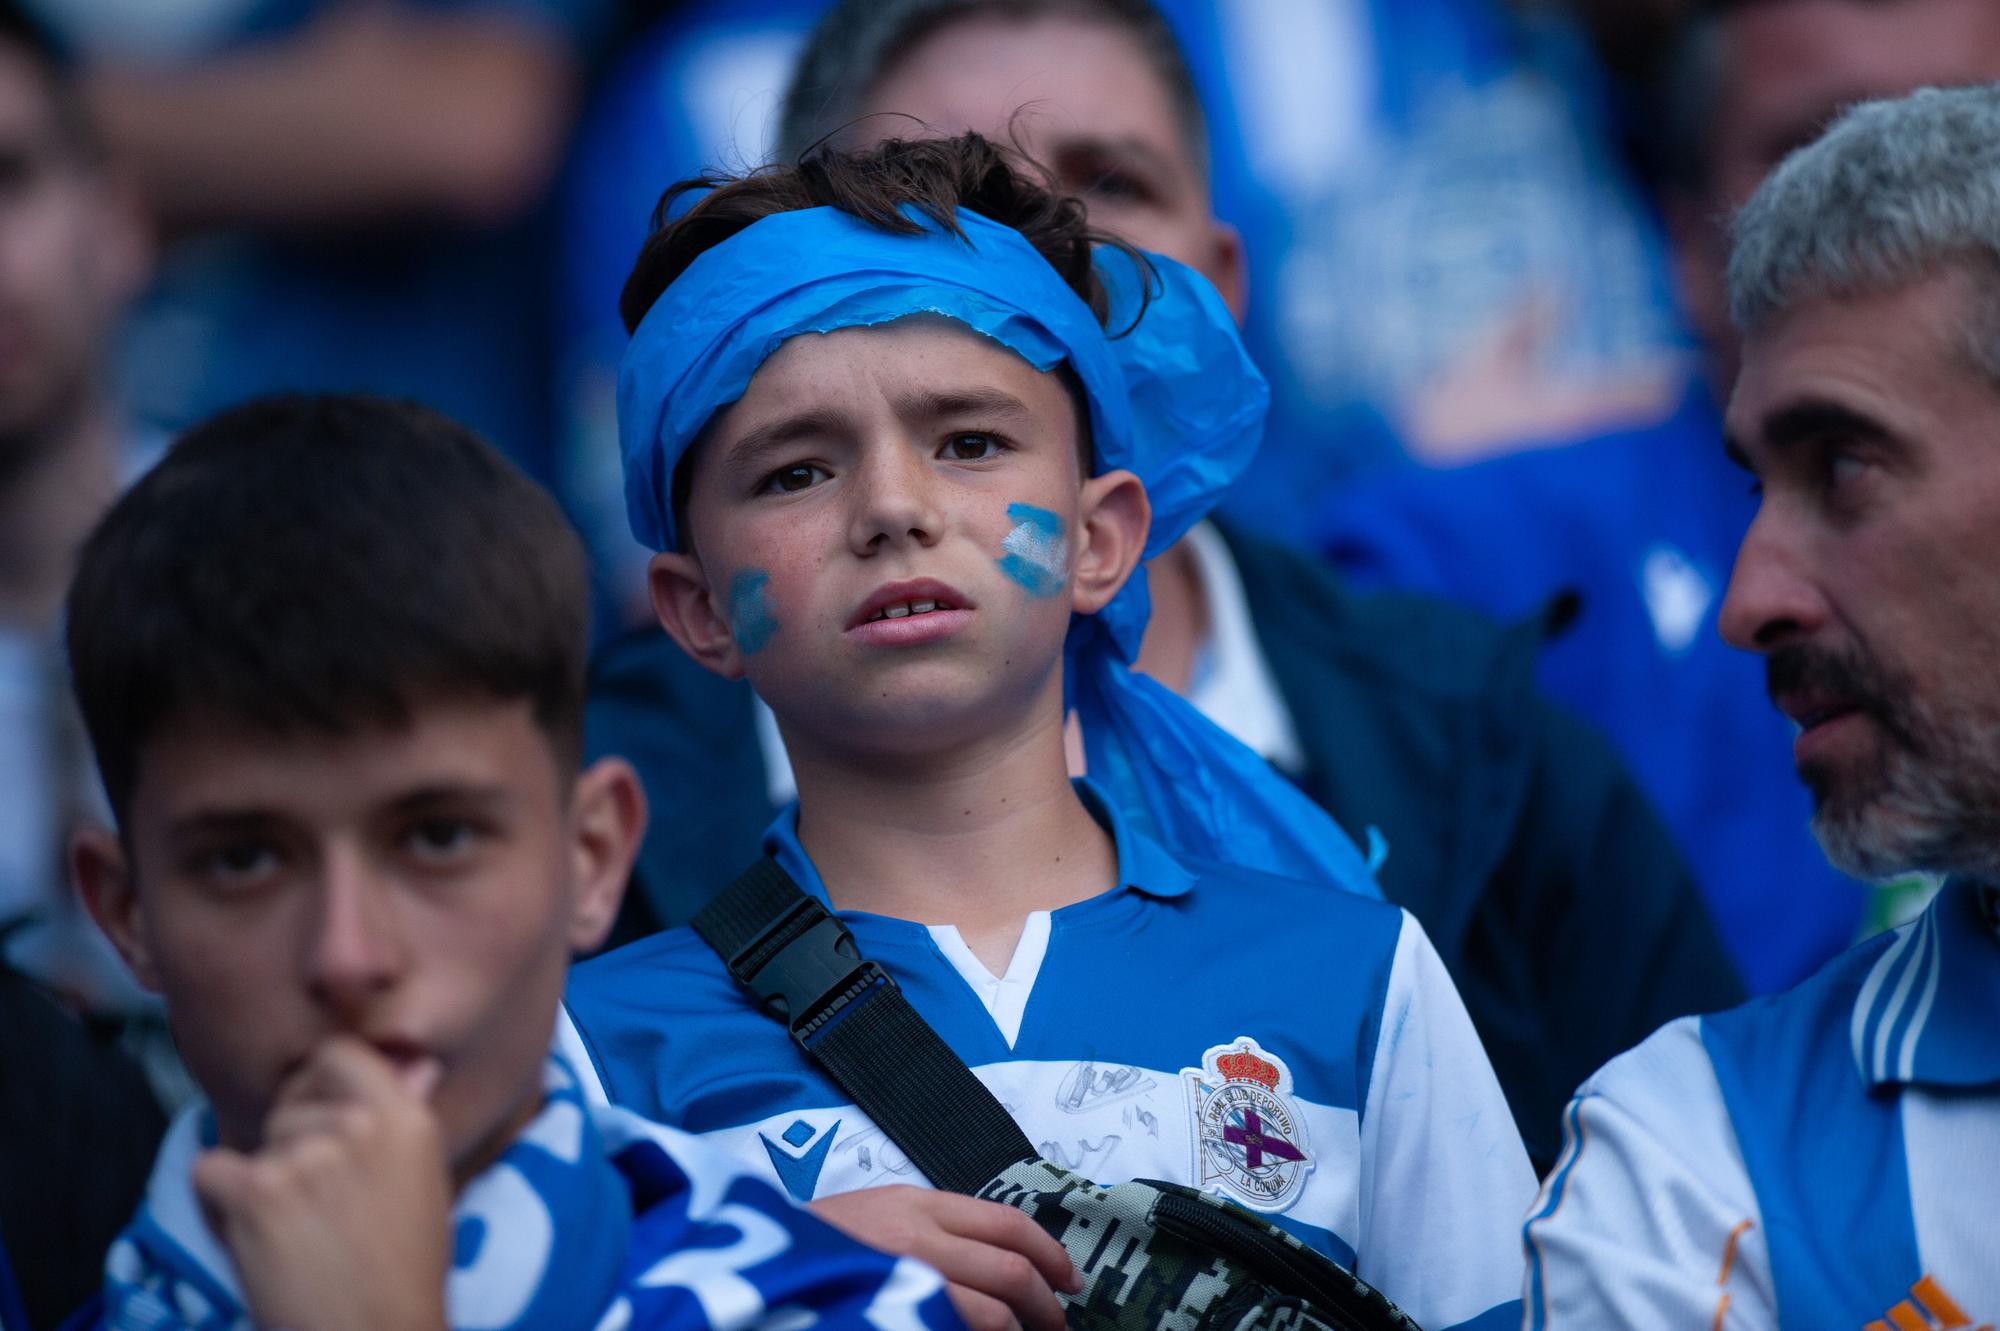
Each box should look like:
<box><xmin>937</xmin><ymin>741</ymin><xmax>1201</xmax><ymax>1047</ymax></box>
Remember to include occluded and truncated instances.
<box><xmin>1522</xmin><ymin>83</ymin><xmax>2000</xmax><ymax>1328</ymax></box>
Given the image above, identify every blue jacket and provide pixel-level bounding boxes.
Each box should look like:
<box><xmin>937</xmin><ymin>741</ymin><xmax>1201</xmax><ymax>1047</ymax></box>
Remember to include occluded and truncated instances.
<box><xmin>584</xmin><ymin>527</ymin><xmax>1742</xmax><ymax>1168</ymax></box>
<box><xmin>1318</xmin><ymin>386</ymin><xmax>1868</xmax><ymax>992</ymax></box>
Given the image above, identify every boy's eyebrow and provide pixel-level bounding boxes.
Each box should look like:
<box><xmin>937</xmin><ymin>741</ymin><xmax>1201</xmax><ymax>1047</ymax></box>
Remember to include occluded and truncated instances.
<box><xmin>164</xmin><ymin>783</ymin><xmax>514</xmax><ymax>837</ymax></box>
<box><xmin>381</xmin><ymin>781</ymin><xmax>515</xmax><ymax>814</ymax></box>
<box><xmin>724</xmin><ymin>406</ymin><xmax>854</xmax><ymax>472</ymax></box>
<box><xmin>724</xmin><ymin>388</ymin><xmax>1040</xmax><ymax>474</ymax></box>
<box><xmin>891</xmin><ymin>386</ymin><xmax>1037</xmax><ymax>423</ymax></box>
<box><xmin>166</xmin><ymin>808</ymin><xmax>290</xmax><ymax>841</ymax></box>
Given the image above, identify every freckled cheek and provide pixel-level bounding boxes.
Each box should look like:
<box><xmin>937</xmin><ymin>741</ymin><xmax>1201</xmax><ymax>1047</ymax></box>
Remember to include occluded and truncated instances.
<box><xmin>750</xmin><ymin>552</ymin><xmax>838</xmax><ymax>636</ymax></box>
<box><xmin>729</xmin><ymin>514</ymin><xmax>844</xmax><ymax>628</ymax></box>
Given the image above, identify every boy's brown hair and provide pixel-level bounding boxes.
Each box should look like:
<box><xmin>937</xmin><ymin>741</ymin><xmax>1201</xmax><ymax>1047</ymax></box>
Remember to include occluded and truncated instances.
<box><xmin>66</xmin><ymin>393</ymin><xmax>591</xmax><ymax>820</ymax></box>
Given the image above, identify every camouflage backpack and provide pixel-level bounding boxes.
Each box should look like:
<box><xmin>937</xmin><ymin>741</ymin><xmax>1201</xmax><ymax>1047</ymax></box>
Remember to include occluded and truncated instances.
<box><xmin>694</xmin><ymin>858</ymin><xmax>1424</xmax><ymax>1331</ymax></box>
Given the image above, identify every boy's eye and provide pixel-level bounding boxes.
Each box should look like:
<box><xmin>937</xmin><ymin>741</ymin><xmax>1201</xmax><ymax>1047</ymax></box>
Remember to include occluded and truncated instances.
<box><xmin>761</xmin><ymin>462</ymin><xmax>828</xmax><ymax>494</ymax></box>
<box><xmin>192</xmin><ymin>840</ymin><xmax>281</xmax><ymax>888</ymax></box>
<box><xmin>942</xmin><ymin>433</ymin><xmax>1004</xmax><ymax>461</ymax></box>
<box><xmin>404</xmin><ymin>816</ymin><xmax>480</xmax><ymax>861</ymax></box>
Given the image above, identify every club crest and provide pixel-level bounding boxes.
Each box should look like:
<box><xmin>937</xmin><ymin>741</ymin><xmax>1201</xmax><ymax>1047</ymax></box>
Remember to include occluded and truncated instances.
<box><xmin>1182</xmin><ymin>1037</ymin><xmax>1312</xmax><ymax>1213</ymax></box>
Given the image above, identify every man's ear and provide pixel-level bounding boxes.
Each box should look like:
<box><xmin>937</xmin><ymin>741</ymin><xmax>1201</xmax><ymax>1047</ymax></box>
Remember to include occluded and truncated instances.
<box><xmin>1071</xmin><ymin>468</ymin><xmax>1151</xmax><ymax>616</ymax></box>
<box><xmin>72</xmin><ymin>826</ymin><xmax>161</xmax><ymax>992</ymax></box>
<box><xmin>648</xmin><ymin>551</ymin><xmax>744</xmax><ymax>680</ymax></box>
<box><xmin>565</xmin><ymin>757</ymin><xmax>647</xmax><ymax>955</ymax></box>
<box><xmin>1203</xmin><ymin>220</ymin><xmax>1249</xmax><ymax>327</ymax></box>
<box><xmin>87</xmin><ymin>169</ymin><xmax>155</xmax><ymax>312</ymax></box>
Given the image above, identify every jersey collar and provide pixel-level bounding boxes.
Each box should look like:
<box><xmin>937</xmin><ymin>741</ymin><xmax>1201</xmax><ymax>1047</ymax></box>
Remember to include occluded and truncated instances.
<box><xmin>759</xmin><ymin>778</ymin><xmax>1195</xmax><ymax>913</ymax></box>
<box><xmin>1849</xmin><ymin>877</ymin><xmax>2000</xmax><ymax>1089</ymax></box>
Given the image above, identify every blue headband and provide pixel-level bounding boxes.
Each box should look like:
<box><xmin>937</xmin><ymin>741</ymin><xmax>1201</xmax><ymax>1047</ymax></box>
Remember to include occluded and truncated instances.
<box><xmin>619</xmin><ymin>204</ymin><xmax>1378</xmax><ymax>895</ymax></box>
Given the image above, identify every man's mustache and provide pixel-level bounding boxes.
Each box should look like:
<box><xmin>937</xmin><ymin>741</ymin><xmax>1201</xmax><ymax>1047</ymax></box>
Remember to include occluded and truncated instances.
<box><xmin>1766</xmin><ymin>644</ymin><xmax>1876</xmax><ymax>708</ymax></box>
<box><xmin>1766</xmin><ymin>643</ymin><xmax>1919</xmax><ymax>750</ymax></box>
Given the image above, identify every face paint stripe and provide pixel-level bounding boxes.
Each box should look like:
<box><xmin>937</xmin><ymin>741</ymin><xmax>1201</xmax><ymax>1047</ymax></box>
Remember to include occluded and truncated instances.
<box><xmin>729</xmin><ymin>569</ymin><xmax>779</xmax><ymax>653</ymax></box>
<box><xmin>998</xmin><ymin>503</ymin><xmax>1067</xmax><ymax>598</ymax></box>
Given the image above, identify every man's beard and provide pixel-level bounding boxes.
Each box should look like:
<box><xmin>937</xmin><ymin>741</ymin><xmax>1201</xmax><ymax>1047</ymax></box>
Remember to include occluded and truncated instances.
<box><xmin>1770</xmin><ymin>642</ymin><xmax>2000</xmax><ymax>882</ymax></box>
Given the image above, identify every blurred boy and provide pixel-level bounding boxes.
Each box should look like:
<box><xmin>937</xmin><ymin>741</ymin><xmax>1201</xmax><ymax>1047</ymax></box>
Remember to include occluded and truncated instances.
<box><xmin>64</xmin><ymin>394</ymin><xmax>961</xmax><ymax>1331</ymax></box>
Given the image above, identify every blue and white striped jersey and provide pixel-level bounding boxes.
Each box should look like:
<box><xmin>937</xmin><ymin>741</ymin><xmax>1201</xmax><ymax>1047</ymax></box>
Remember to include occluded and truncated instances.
<box><xmin>562</xmin><ymin>788</ymin><xmax>1534</xmax><ymax>1331</ymax></box>
<box><xmin>1524</xmin><ymin>878</ymin><xmax>2000</xmax><ymax>1329</ymax></box>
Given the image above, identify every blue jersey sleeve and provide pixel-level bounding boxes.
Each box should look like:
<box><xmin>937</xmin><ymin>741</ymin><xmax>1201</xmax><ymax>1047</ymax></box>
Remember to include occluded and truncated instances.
<box><xmin>603</xmin><ymin>1111</ymin><xmax>963</xmax><ymax>1331</ymax></box>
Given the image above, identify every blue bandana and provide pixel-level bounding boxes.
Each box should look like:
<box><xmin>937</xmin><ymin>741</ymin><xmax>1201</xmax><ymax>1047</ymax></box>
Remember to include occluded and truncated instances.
<box><xmin>620</xmin><ymin>204</ymin><xmax>1378</xmax><ymax>894</ymax></box>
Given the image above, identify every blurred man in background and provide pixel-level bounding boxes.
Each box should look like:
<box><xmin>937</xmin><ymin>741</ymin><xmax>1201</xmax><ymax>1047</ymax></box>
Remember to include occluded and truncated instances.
<box><xmin>0</xmin><ymin>0</ymin><xmax>150</xmax><ymax>1008</ymax></box>
<box><xmin>27</xmin><ymin>0</ymin><xmax>610</xmax><ymax>479</ymax></box>
<box><xmin>0</xmin><ymin>8</ymin><xmax>166</xmax><ymax>1324</ymax></box>
<box><xmin>1321</xmin><ymin>0</ymin><xmax>2000</xmax><ymax>993</ymax></box>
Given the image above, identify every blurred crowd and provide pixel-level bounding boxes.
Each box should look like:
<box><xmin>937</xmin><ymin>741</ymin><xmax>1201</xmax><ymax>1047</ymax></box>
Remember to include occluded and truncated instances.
<box><xmin>6</xmin><ymin>0</ymin><xmax>1999</xmax><ymax>1323</ymax></box>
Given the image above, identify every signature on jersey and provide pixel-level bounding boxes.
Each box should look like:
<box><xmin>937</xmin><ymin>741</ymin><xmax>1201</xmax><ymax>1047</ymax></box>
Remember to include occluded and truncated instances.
<box><xmin>1056</xmin><ymin>1061</ymin><xmax>1157</xmax><ymax>1113</ymax></box>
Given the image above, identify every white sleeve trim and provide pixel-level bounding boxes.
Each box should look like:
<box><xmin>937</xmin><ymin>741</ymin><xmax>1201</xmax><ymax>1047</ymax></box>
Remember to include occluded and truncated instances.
<box><xmin>1356</xmin><ymin>912</ymin><xmax>1537</xmax><ymax>1329</ymax></box>
<box><xmin>1523</xmin><ymin>1015</ymin><xmax>1773</xmax><ymax>1330</ymax></box>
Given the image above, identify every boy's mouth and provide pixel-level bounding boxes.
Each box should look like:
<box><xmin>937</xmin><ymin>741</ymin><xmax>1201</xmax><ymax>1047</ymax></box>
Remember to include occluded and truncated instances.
<box><xmin>847</xmin><ymin>578</ymin><xmax>974</xmax><ymax>629</ymax></box>
<box><xmin>869</xmin><ymin>597</ymin><xmax>952</xmax><ymax>622</ymax></box>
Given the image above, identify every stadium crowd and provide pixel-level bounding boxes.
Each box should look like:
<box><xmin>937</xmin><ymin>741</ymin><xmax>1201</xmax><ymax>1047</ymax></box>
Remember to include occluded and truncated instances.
<box><xmin>1</xmin><ymin>0</ymin><xmax>1996</xmax><ymax>1328</ymax></box>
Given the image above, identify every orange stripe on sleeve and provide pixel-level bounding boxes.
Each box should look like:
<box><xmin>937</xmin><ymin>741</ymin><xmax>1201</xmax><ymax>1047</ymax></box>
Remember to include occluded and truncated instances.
<box><xmin>1709</xmin><ymin>1218</ymin><xmax>1755</xmax><ymax>1331</ymax></box>
<box><xmin>1888</xmin><ymin>1301</ymin><xmax>1931</xmax><ymax>1331</ymax></box>
<box><xmin>1912</xmin><ymin>1275</ymin><xmax>1973</xmax><ymax>1329</ymax></box>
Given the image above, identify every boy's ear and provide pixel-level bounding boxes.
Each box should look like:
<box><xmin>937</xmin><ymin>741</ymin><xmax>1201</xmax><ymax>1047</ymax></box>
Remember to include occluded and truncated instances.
<box><xmin>72</xmin><ymin>827</ymin><xmax>162</xmax><ymax>992</ymax></box>
<box><xmin>648</xmin><ymin>552</ymin><xmax>745</xmax><ymax>680</ymax></box>
<box><xmin>565</xmin><ymin>757</ymin><xmax>647</xmax><ymax>955</ymax></box>
<box><xmin>1070</xmin><ymin>467</ymin><xmax>1151</xmax><ymax>616</ymax></box>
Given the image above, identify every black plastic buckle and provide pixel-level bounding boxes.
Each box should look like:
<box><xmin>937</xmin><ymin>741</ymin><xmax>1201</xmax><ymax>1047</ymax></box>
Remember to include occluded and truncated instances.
<box><xmin>732</xmin><ymin>902</ymin><xmax>888</xmax><ymax>1038</ymax></box>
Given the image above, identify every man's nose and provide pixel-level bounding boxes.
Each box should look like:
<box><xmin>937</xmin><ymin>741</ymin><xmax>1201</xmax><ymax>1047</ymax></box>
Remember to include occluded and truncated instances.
<box><xmin>304</xmin><ymin>847</ymin><xmax>407</xmax><ymax>1015</ymax></box>
<box><xmin>1718</xmin><ymin>507</ymin><xmax>1827</xmax><ymax>652</ymax></box>
<box><xmin>847</xmin><ymin>442</ymin><xmax>942</xmax><ymax>554</ymax></box>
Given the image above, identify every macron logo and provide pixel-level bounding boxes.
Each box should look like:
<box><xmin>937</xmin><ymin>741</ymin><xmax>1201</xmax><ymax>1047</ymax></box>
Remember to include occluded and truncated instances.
<box><xmin>760</xmin><ymin>1118</ymin><xmax>841</xmax><ymax>1202</ymax></box>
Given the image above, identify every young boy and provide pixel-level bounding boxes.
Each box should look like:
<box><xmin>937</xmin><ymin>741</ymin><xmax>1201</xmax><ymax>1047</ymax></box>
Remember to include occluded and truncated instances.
<box><xmin>62</xmin><ymin>393</ymin><xmax>963</xmax><ymax>1331</ymax></box>
<box><xmin>562</xmin><ymin>136</ymin><xmax>1535</xmax><ymax>1331</ymax></box>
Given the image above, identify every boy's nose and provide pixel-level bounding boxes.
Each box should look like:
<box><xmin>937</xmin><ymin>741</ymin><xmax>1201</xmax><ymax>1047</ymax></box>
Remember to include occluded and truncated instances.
<box><xmin>847</xmin><ymin>443</ymin><xmax>943</xmax><ymax>553</ymax></box>
<box><xmin>304</xmin><ymin>849</ymin><xmax>408</xmax><ymax>1014</ymax></box>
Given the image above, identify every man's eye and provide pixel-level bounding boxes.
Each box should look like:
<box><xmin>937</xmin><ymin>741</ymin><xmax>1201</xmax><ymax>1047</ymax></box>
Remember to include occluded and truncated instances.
<box><xmin>1082</xmin><ymin>169</ymin><xmax>1151</xmax><ymax>204</ymax></box>
<box><xmin>942</xmin><ymin>433</ymin><xmax>1004</xmax><ymax>461</ymax></box>
<box><xmin>405</xmin><ymin>817</ymin><xmax>478</xmax><ymax>860</ymax></box>
<box><xmin>761</xmin><ymin>463</ymin><xmax>827</xmax><ymax>494</ymax></box>
<box><xmin>1827</xmin><ymin>452</ymin><xmax>1869</xmax><ymax>488</ymax></box>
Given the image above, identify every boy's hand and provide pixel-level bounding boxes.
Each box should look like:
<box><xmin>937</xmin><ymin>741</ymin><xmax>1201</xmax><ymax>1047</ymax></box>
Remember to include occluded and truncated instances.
<box><xmin>808</xmin><ymin>1185</ymin><xmax>1080</xmax><ymax>1331</ymax></box>
<box><xmin>193</xmin><ymin>1036</ymin><xmax>453</xmax><ymax>1331</ymax></box>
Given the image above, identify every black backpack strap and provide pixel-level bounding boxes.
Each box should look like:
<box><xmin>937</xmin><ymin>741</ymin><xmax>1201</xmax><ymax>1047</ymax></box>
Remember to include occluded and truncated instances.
<box><xmin>692</xmin><ymin>856</ymin><xmax>1038</xmax><ymax>1195</ymax></box>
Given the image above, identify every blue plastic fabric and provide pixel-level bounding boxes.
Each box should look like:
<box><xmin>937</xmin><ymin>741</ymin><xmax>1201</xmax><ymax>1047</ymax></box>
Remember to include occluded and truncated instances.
<box><xmin>619</xmin><ymin>204</ymin><xmax>1378</xmax><ymax>894</ymax></box>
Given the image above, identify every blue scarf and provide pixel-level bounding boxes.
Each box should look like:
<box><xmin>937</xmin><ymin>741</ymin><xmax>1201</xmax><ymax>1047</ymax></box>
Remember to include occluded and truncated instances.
<box><xmin>619</xmin><ymin>204</ymin><xmax>1379</xmax><ymax>896</ymax></box>
<box><xmin>99</xmin><ymin>1059</ymin><xmax>629</xmax><ymax>1331</ymax></box>
<box><xmin>92</xmin><ymin>1057</ymin><xmax>961</xmax><ymax>1331</ymax></box>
